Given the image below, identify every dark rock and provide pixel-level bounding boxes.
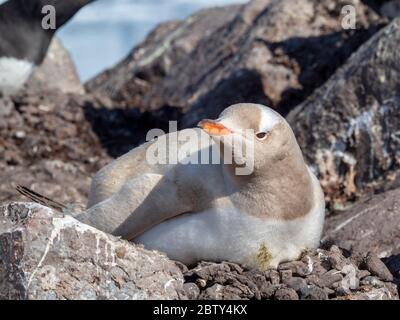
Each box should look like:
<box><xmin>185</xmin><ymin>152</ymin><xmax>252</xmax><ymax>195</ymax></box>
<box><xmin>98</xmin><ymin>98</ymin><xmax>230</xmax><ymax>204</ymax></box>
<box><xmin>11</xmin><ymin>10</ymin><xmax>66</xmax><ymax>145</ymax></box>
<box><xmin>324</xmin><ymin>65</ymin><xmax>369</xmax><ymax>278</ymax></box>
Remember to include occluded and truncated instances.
<box><xmin>87</xmin><ymin>0</ymin><xmax>384</xmax><ymax>131</ymax></box>
<box><xmin>381</xmin><ymin>0</ymin><xmax>400</xmax><ymax>18</ymax></box>
<box><xmin>362</xmin><ymin>252</ymin><xmax>394</xmax><ymax>281</ymax></box>
<box><xmin>288</xmin><ymin>19</ymin><xmax>400</xmax><ymax>207</ymax></box>
<box><xmin>185</xmin><ymin>247</ymin><xmax>398</xmax><ymax>300</ymax></box>
<box><xmin>324</xmin><ymin>188</ymin><xmax>400</xmax><ymax>258</ymax></box>
<box><xmin>383</xmin><ymin>255</ymin><xmax>400</xmax><ymax>280</ymax></box>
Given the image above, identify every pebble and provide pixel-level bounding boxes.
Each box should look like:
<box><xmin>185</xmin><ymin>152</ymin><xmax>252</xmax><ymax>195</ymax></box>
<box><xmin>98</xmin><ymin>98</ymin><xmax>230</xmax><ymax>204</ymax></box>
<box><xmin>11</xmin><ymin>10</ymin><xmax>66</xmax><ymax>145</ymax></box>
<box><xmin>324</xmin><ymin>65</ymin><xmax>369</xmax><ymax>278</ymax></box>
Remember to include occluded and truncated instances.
<box><xmin>363</xmin><ymin>252</ymin><xmax>394</xmax><ymax>282</ymax></box>
<box><xmin>274</xmin><ymin>287</ymin><xmax>299</xmax><ymax>300</ymax></box>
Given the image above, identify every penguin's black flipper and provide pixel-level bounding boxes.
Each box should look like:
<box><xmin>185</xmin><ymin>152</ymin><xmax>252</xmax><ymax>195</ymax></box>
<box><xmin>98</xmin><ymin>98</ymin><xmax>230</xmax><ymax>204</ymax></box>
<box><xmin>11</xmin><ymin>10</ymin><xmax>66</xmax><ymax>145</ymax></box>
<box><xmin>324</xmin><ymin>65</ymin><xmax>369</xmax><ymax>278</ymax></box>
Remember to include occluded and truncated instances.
<box><xmin>16</xmin><ymin>185</ymin><xmax>67</xmax><ymax>212</ymax></box>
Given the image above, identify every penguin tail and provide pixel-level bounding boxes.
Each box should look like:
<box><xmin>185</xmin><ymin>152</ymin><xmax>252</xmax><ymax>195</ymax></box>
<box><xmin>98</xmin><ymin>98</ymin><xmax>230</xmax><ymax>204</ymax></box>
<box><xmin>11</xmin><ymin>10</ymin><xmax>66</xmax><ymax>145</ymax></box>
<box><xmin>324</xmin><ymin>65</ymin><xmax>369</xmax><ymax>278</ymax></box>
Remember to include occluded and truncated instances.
<box><xmin>16</xmin><ymin>185</ymin><xmax>68</xmax><ymax>213</ymax></box>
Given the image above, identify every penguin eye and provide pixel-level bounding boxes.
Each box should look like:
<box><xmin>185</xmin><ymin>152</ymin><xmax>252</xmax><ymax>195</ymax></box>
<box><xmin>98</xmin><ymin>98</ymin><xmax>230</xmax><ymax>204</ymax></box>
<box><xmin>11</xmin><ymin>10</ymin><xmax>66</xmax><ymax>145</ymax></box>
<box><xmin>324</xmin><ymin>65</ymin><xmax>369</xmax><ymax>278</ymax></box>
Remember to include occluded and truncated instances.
<box><xmin>255</xmin><ymin>132</ymin><xmax>268</xmax><ymax>140</ymax></box>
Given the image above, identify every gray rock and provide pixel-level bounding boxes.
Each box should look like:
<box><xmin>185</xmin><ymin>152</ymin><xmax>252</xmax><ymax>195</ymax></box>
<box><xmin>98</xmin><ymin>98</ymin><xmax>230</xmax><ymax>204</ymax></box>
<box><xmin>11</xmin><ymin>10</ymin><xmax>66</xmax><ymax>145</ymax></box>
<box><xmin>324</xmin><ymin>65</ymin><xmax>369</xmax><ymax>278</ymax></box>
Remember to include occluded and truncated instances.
<box><xmin>283</xmin><ymin>277</ymin><xmax>308</xmax><ymax>292</ymax></box>
<box><xmin>0</xmin><ymin>203</ymin><xmax>187</xmax><ymax>300</ymax></box>
<box><xmin>299</xmin><ymin>285</ymin><xmax>328</xmax><ymax>300</ymax></box>
<box><xmin>288</xmin><ymin>19</ymin><xmax>400</xmax><ymax>207</ymax></box>
<box><xmin>360</xmin><ymin>276</ymin><xmax>385</xmax><ymax>288</ymax></box>
<box><xmin>319</xmin><ymin>270</ymin><xmax>343</xmax><ymax>288</ymax></box>
<box><xmin>324</xmin><ymin>188</ymin><xmax>400</xmax><ymax>258</ymax></box>
<box><xmin>25</xmin><ymin>38</ymin><xmax>85</xmax><ymax>95</ymax></box>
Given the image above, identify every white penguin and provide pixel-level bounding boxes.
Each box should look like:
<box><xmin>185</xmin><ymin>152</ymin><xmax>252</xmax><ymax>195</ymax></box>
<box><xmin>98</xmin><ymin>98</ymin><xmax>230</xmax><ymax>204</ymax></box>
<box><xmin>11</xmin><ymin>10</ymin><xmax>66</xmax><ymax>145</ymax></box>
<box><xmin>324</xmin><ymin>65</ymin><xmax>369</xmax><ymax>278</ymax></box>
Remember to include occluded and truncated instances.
<box><xmin>76</xmin><ymin>103</ymin><xmax>325</xmax><ymax>269</ymax></box>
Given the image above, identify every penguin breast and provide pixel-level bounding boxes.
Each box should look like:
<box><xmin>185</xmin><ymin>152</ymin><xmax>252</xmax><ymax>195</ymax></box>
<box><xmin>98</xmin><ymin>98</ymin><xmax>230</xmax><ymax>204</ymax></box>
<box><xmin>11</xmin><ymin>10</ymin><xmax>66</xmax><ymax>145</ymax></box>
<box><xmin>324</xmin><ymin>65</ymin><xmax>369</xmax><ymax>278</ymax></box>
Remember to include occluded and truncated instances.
<box><xmin>0</xmin><ymin>57</ymin><xmax>35</xmax><ymax>95</ymax></box>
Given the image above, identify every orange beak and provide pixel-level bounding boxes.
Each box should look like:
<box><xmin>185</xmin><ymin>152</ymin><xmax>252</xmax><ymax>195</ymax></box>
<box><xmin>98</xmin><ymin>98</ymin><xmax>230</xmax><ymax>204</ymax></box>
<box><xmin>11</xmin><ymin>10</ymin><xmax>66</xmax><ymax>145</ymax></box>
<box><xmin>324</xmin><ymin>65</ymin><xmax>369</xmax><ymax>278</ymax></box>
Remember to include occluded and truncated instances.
<box><xmin>198</xmin><ymin>120</ymin><xmax>232</xmax><ymax>136</ymax></box>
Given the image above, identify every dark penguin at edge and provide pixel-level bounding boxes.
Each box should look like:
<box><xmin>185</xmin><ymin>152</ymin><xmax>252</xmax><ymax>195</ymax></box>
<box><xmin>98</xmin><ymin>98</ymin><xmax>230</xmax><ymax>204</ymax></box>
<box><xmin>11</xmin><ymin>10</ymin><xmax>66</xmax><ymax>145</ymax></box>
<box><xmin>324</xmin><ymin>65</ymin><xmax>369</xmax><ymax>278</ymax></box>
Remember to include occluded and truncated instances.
<box><xmin>0</xmin><ymin>0</ymin><xmax>95</xmax><ymax>95</ymax></box>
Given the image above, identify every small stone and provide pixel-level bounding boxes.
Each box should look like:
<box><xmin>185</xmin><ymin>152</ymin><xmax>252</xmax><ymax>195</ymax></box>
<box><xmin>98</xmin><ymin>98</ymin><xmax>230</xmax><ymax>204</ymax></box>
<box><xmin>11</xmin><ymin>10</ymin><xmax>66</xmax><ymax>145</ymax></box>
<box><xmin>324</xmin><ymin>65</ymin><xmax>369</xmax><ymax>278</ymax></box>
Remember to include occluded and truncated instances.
<box><xmin>196</xmin><ymin>278</ymin><xmax>207</xmax><ymax>288</ymax></box>
<box><xmin>259</xmin><ymin>282</ymin><xmax>278</xmax><ymax>299</ymax></box>
<box><xmin>283</xmin><ymin>277</ymin><xmax>307</xmax><ymax>292</ymax></box>
<box><xmin>357</xmin><ymin>270</ymin><xmax>371</xmax><ymax>280</ymax></box>
<box><xmin>183</xmin><ymin>283</ymin><xmax>200</xmax><ymax>299</ymax></box>
<box><xmin>265</xmin><ymin>269</ymin><xmax>280</xmax><ymax>285</ymax></box>
<box><xmin>360</xmin><ymin>276</ymin><xmax>384</xmax><ymax>288</ymax></box>
<box><xmin>14</xmin><ymin>131</ymin><xmax>26</xmax><ymax>139</ymax></box>
<box><xmin>299</xmin><ymin>285</ymin><xmax>328</xmax><ymax>300</ymax></box>
<box><xmin>319</xmin><ymin>270</ymin><xmax>343</xmax><ymax>288</ymax></box>
<box><xmin>279</xmin><ymin>260</ymin><xmax>311</xmax><ymax>276</ymax></box>
<box><xmin>274</xmin><ymin>287</ymin><xmax>299</xmax><ymax>300</ymax></box>
<box><xmin>328</xmin><ymin>246</ymin><xmax>347</xmax><ymax>270</ymax></box>
<box><xmin>363</xmin><ymin>252</ymin><xmax>393</xmax><ymax>282</ymax></box>
<box><xmin>279</xmin><ymin>269</ymin><xmax>292</xmax><ymax>282</ymax></box>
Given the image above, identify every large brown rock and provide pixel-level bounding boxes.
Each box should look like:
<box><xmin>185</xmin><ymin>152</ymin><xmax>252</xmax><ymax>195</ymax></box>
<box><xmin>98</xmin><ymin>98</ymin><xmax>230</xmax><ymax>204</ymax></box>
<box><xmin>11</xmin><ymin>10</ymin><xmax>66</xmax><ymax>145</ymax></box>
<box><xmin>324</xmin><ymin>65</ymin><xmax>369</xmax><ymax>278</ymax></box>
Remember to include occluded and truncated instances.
<box><xmin>25</xmin><ymin>38</ymin><xmax>85</xmax><ymax>95</ymax></box>
<box><xmin>0</xmin><ymin>203</ymin><xmax>188</xmax><ymax>300</ymax></box>
<box><xmin>324</xmin><ymin>188</ymin><xmax>400</xmax><ymax>258</ymax></box>
<box><xmin>87</xmin><ymin>0</ymin><xmax>384</xmax><ymax>129</ymax></box>
<box><xmin>287</xmin><ymin>18</ymin><xmax>400</xmax><ymax>207</ymax></box>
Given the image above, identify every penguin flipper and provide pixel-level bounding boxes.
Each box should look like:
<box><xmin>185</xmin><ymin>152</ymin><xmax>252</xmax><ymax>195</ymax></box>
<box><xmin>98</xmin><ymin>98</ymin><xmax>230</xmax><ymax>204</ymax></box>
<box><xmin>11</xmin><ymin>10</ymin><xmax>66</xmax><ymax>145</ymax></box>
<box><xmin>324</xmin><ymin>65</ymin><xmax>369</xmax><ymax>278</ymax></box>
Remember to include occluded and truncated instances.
<box><xmin>76</xmin><ymin>172</ymin><xmax>193</xmax><ymax>239</ymax></box>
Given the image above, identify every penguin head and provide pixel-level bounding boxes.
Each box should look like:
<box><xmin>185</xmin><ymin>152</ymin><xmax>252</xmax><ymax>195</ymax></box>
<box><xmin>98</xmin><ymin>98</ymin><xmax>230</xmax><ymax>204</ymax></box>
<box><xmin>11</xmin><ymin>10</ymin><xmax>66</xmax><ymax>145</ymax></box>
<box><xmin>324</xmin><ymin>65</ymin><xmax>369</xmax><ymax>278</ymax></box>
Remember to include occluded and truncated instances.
<box><xmin>198</xmin><ymin>103</ymin><xmax>302</xmax><ymax>175</ymax></box>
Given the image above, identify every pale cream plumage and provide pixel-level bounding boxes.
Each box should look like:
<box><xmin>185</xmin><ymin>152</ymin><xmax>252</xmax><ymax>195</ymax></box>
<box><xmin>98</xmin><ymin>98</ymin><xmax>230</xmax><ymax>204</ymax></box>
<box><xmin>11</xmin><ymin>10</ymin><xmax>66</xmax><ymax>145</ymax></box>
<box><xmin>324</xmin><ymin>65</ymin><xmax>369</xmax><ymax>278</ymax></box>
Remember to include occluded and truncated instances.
<box><xmin>77</xmin><ymin>103</ymin><xmax>325</xmax><ymax>269</ymax></box>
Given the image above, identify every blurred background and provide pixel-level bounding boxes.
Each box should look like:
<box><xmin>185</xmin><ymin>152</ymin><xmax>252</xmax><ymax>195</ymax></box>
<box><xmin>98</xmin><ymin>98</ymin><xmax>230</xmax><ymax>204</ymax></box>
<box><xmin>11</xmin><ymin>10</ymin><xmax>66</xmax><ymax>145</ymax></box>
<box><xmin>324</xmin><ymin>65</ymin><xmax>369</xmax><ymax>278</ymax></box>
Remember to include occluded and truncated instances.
<box><xmin>0</xmin><ymin>0</ymin><xmax>247</xmax><ymax>81</ymax></box>
<box><xmin>48</xmin><ymin>0</ymin><xmax>249</xmax><ymax>81</ymax></box>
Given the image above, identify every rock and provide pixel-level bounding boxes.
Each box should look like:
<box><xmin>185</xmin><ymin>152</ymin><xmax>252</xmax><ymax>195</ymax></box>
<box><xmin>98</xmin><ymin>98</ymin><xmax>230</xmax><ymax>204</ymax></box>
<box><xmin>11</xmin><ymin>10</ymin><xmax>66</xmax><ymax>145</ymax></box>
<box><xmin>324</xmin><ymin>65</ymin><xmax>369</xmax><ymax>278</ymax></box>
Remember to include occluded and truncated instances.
<box><xmin>381</xmin><ymin>0</ymin><xmax>400</xmax><ymax>18</ymax></box>
<box><xmin>360</xmin><ymin>276</ymin><xmax>385</xmax><ymax>288</ymax></box>
<box><xmin>86</xmin><ymin>4</ymin><xmax>241</xmax><ymax>109</ymax></box>
<box><xmin>324</xmin><ymin>188</ymin><xmax>400</xmax><ymax>258</ymax></box>
<box><xmin>278</xmin><ymin>260</ymin><xmax>311</xmax><ymax>277</ymax></box>
<box><xmin>282</xmin><ymin>277</ymin><xmax>308</xmax><ymax>293</ymax></box>
<box><xmin>299</xmin><ymin>285</ymin><xmax>328</xmax><ymax>300</ymax></box>
<box><xmin>287</xmin><ymin>19</ymin><xmax>400</xmax><ymax>207</ymax></box>
<box><xmin>185</xmin><ymin>246</ymin><xmax>398</xmax><ymax>300</ymax></box>
<box><xmin>274</xmin><ymin>287</ymin><xmax>299</xmax><ymax>300</ymax></box>
<box><xmin>25</xmin><ymin>38</ymin><xmax>85</xmax><ymax>95</ymax></box>
<box><xmin>383</xmin><ymin>254</ymin><xmax>400</xmax><ymax>280</ymax></box>
<box><xmin>0</xmin><ymin>91</ymin><xmax>111</xmax><ymax>206</ymax></box>
<box><xmin>0</xmin><ymin>203</ymin><xmax>187</xmax><ymax>300</ymax></box>
<box><xmin>87</xmin><ymin>0</ymin><xmax>384</xmax><ymax>131</ymax></box>
<box><xmin>327</xmin><ymin>245</ymin><xmax>348</xmax><ymax>270</ymax></box>
<box><xmin>362</xmin><ymin>252</ymin><xmax>394</xmax><ymax>281</ymax></box>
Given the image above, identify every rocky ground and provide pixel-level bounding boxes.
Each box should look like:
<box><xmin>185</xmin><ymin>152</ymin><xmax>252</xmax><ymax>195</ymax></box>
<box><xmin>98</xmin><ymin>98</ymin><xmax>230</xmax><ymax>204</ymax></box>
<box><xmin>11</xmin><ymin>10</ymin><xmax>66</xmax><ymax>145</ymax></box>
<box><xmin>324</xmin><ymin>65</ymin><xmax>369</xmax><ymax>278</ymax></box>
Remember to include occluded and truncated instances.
<box><xmin>1</xmin><ymin>0</ymin><xmax>400</xmax><ymax>300</ymax></box>
<box><xmin>1</xmin><ymin>203</ymin><xmax>399</xmax><ymax>300</ymax></box>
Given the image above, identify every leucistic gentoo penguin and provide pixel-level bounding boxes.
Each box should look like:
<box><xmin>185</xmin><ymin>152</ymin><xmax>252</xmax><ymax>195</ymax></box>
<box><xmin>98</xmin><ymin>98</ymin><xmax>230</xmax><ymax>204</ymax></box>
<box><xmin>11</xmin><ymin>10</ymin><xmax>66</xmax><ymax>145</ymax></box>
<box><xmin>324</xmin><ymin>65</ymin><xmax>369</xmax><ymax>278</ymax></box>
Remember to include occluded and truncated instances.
<box><xmin>0</xmin><ymin>0</ymin><xmax>95</xmax><ymax>96</ymax></box>
<box><xmin>76</xmin><ymin>103</ymin><xmax>325</xmax><ymax>269</ymax></box>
